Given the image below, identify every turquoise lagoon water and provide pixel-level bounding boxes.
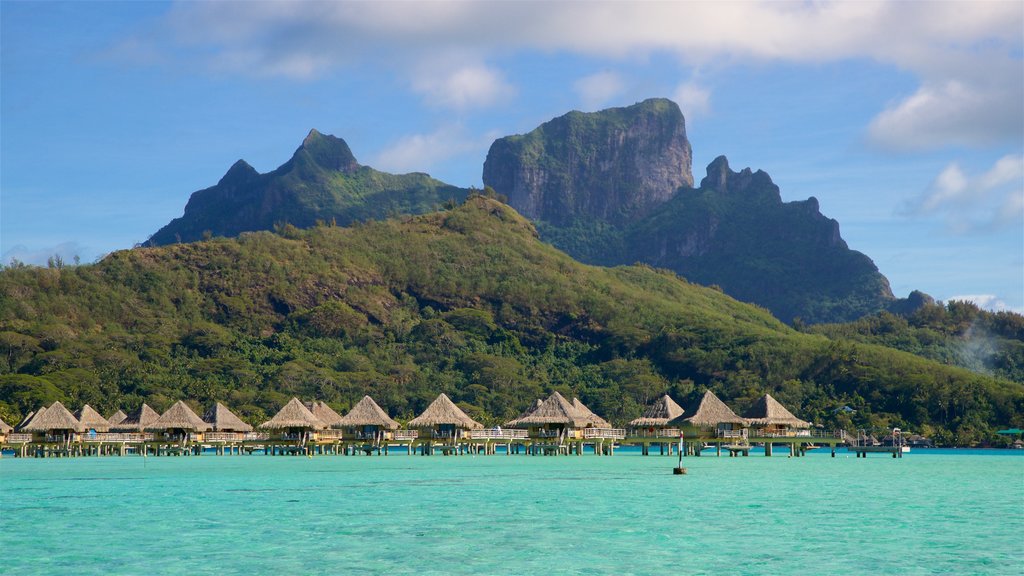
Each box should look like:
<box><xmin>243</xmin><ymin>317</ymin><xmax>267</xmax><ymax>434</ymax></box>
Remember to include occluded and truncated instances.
<box><xmin>1</xmin><ymin>449</ymin><xmax>1021</xmax><ymax>575</ymax></box>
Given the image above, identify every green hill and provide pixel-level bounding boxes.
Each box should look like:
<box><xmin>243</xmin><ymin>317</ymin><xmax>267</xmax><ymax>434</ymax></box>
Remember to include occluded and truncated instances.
<box><xmin>149</xmin><ymin>129</ymin><xmax>470</xmax><ymax>245</ymax></box>
<box><xmin>2</xmin><ymin>197</ymin><xmax>1020</xmax><ymax>445</ymax></box>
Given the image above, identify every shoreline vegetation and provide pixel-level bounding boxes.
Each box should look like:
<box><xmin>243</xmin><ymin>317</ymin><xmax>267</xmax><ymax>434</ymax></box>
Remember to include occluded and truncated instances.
<box><xmin>1</xmin><ymin>198</ymin><xmax>1022</xmax><ymax>449</ymax></box>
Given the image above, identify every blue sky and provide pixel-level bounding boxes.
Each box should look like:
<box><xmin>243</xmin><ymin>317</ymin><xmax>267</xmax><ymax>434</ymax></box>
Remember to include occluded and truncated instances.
<box><xmin>2</xmin><ymin>1</ymin><xmax>1022</xmax><ymax>312</ymax></box>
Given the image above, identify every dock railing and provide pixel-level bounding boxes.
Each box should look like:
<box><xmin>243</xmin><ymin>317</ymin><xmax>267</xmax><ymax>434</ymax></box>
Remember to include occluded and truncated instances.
<box><xmin>627</xmin><ymin>428</ymin><xmax>681</xmax><ymax>439</ymax></box>
<box><xmin>717</xmin><ymin>429</ymin><xmax>748</xmax><ymax>439</ymax></box>
<box><xmin>583</xmin><ymin>428</ymin><xmax>625</xmax><ymax>440</ymax></box>
<box><xmin>751</xmin><ymin>429</ymin><xmax>845</xmax><ymax>439</ymax></box>
<box><xmin>318</xmin><ymin>429</ymin><xmax>345</xmax><ymax>440</ymax></box>
<box><xmin>467</xmin><ymin>429</ymin><xmax>528</xmax><ymax>440</ymax></box>
<box><xmin>82</xmin><ymin>432</ymin><xmax>154</xmax><ymax>443</ymax></box>
<box><xmin>5</xmin><ymin>433</ymin><xmax>31</xmax><ymax>444</ymax></box>
<box><xmin>393</xmin><ymin>430</ymin><xmax>418</xmax><ymax>441</ymax></box>
<box><xmin>205</xmin><ymin>432</ymin><xmax>250</xmax><ymax>442</ymax></box>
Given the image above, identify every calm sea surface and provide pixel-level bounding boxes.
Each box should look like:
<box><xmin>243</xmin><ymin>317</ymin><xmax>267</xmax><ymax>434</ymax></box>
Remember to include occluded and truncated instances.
<box><xmin>1</xmin><ymin>448</ymin><xmax>1021</xmax><ymax>575</ymax></box>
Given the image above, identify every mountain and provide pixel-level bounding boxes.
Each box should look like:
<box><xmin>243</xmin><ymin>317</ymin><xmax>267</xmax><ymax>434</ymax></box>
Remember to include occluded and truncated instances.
<box><xmin>483</xmin><ymin>99</ymin><xmax>901</xmax><ymax>324</ymax></box>
<box><xmin>149</xmin><ymin>129</ymin><xmax>470</xmax><ymax>245</ymax></box>
<box><xmin>483</xmin><ymin>98</ymin><xmax>692</xmax><ymax>224</ymax></box>
<box><xmin>1</xmin><ymin>197</ymin><xmax>1020</xmax><ymax>445</ymax></box>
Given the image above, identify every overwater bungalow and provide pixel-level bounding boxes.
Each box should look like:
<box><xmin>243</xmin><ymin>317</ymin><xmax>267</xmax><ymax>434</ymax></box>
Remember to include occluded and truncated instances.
<box><xmin>572</xmin><ymin>397</ymin><xmax>612</xmax><ymax>428</ymax></box>
<box><xmin>21</xmin><ymin>401</ymin><xmax>81</xmax><ymax>446</ymax></box>
<box><xmin>305</xmin><ymin>401</ymin><xmax>345</xmax><ymax>441</ymax></box>
<box><xmin>147</xmin><ymin>400</ymin><xmax>211</xmax><ymax>445</ymax></box>
<box><xmin>75</xmin><ymin>405</ymin><xmax>111</xmax><ymax>435</ymax></box>
<box><xmin>667</xmin><ymin>390</ymin><xmax>746</xmax><ymax>445</ymax></box>
<box><xmin>259</xmin><ymin>397</ymin><xmax>326</xmax><ymax>446</ymax></box>
<box><xmin>107</xmin><ymin>409</ymin><xmax>128</xmax><ymax>427</ymax></box>
<box><xmin>336</xmin><ymin>395</ymin><xmax>400</xmax><ymax>443</ymax></box>
<box><xmin>407</xmin><ymin>393</ymin><xmax>482</xmax><ymax>453</ymax></box>
<box><xmin>0</xmin><ymin>416</ymin><xmax>12</xmax><ymax>443</ymax></box>
<box><xmin>15</xmin><ymin>409</ymin><xmax>39</xmax><ymax>431</ymax></box>
<box><xmin>629</xmin><ymin>394</ymin><xmax>685</xmax><ymax>436</ymax></box>
<box><xmin>742</xmin><ymin>394</ymin><xmax>810</xmax><ymax>438</ymax></box>
<box><xmin>203</xmin><ymin>402</ymin><xmax>253</xmax><ymax>433</ymax></box>
<box><xmin>112</xmin><ymin>404</ymin><xmax>160</xmax><ymax>433</ymax></box>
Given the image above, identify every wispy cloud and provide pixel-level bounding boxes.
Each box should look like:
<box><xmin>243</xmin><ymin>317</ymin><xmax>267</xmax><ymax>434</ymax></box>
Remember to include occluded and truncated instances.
<box><xmin>947</xmin><ymin>294</ymin><xmax>1023</xmax><ymax>314</ymax></box>
<box><xmin>372</xmin><ymin>124</ymin><xmax>499</xmax><ymax>177</ymax></box>
<box><xmin>114</xmin><ymin>1</ymin><xmax>1022</xmax><ymax>148</ymax></box>
<box><xmin>672</xmin><ymin>81</ymin><xmax>711</xmax><ymax>120</ymax></box>
<box><xmin>574</xmin><ymin>72</ymin><xmax>626</xmax><ymax>110</ymax></box>
<box><xmin>904</xmin><ymin>154</ymin><xmax>1024</xmax><ymax>234</ymax></box>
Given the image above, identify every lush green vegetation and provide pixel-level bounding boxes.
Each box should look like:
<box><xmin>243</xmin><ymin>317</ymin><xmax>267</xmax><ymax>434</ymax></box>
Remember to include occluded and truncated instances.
<box><xmin>807</xmin><ymin>302</ymin><xmax>1024</xmax><ymax>384</ymax></box>
<box><xmin>2</xmin><ymin>196</ymin><xmax>1021</xmax><ymax>445</ymax></box>
<box><xmin>149</xmin><ymin>130</ymin><xmax>469</xmax><ymax>245</ymax></box>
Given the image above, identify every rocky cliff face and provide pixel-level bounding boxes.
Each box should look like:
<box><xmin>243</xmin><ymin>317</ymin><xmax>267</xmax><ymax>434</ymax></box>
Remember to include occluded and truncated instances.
<box><xmin>149</xmin><ymin>130</ymin><xmax>468</xmax><ymax>245</ymax></box>
<box><xmin>483</xmin><ymin>98</ymin><xmax>692</xmax><ymax>224</ymax></box>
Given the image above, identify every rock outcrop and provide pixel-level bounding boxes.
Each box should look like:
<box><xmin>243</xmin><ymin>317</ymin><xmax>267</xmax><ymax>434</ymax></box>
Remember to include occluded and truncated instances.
<box><xmin>483</xmin><ymin>98</ymin><xmax>692</xmax><ymax>224</ymax></box>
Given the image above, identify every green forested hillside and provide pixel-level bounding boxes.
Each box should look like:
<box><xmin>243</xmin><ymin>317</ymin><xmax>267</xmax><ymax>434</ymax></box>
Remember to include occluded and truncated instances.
<box><xmin>2</xmin><ymin>196</ymin><xmax>1021</xmax><ymax>445</ymax></box>
<box><xmin>808</xmin><ymin>302</ymin><xmax>1024</xmax><ymax>384</ymax></box>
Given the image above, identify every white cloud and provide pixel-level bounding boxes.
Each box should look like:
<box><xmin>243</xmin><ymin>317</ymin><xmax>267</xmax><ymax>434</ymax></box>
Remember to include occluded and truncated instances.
<box><xmin>574</xmin><ymin>72</ymin><xmax>625</xmax><ymax>110</ymax></box>
<box><xmin>906</xmin><ymin>154</ymin><xmax>1024</xmax><ymax>233</ymax></box>
<box><xmin>946</xmin><ymin>294</ymin><xmax>1021</xmax><ymax>314</ymax></box>
<box><xmin>372</xmin><ymin>124</ymin><xmax>498</xmax><ymax>176</ymax></box>
<box><xmin>126</xmin><ymin>1</ymin><xmax>1022</xmax><ymax>148</ymax></box>
<box><xmin>412</xmin><ymin>64</ymin><xmax>514</xmax><ymax>110</ymax></box>
<box><xmin>672</xmin><ymin>81</ymin><xmax>711</xmax><ymax>119</ymax></box>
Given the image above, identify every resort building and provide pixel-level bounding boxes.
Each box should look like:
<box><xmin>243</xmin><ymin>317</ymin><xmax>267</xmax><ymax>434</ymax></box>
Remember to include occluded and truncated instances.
<box><xmin>626</xmin><ymin>394</ymin><xmax>686</xmax><ymax>455</ymax></box>
<box><xmin>0</xmin><ymin>416</ymin><xmax>12</xmax><ymax>443</ymax></box>
<box><xmin>259</xmin><ymin>397</ymin><xmax>326</xmax><ymax>446</ymax></box>
<box><xmin>147</xmin><ymin>400</ymin><xmax>211</xmax><ymax>444</ymax></box>
<box><xmin>667</xmin><ymin>390</ymin><xmax>747</xmax><ymax>454</ymax></box>
<box><xmin>506</xmin><ymin>391</ymin><xmax>621</xmax><ymax>454</ymax></box>
<box><xmin>106</xmin><ymin>409</ymin><xmax>128</xmax><ymax>427</ymax></box>
<box><xmin>75</xmin><ymin>405</ymin><xmax>111</xmax><ymax>434</ymax></box>
<box><xmin>112</xmin><ymin>404</ymin><xmax>160</xmax><ymax>433</ymax></box>
<box><xmin>742</xmin><ymin>394</ymin><xmax>810</xmax><ymax>437</ymax></box>
<box><xmin>335</xmin><ymin>395</ymin><xmax>400</xmax><ymax>443</ymax></box>
<box><xmin>21</xmin><ymin>401</ymin><xmax>81</xmax><ymax>445</ymax></box>
<box><xmin>407</xmin><ymin>393</ymin><xmax>482</xmax><ymax>454</ymax></box>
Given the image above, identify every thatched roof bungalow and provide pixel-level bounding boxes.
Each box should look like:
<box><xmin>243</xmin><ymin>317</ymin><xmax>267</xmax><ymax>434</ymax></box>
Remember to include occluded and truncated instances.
<box><xmin>112</xmin><ymin>404</ymin><xmax>160</xmax><ymax>432</ymax></box>
<box><xmin>15</xmin><ymin>409</ymin><xmax>39</xmax><ymax>431</ymax></box>
<box><xmin>305</xmin><ymin>401</ymin><xmax>344</xmax><ymax>429</ymax></box>
<box><xmin>147</xmin><ymin>400</ymin><xmax>211</xmax><ymax>441</ymax></box>
<box><xmin>22</xmin><ymin>401</ymin><xmax>81</xmax><ymax>441</ymax></box>
<box><xmin>742</xmin><ymin>394</ymin><xmax>809</xmax><ymax>436</ymax></box>
<box><xmin>407</xmin><ymin>393</ymin><xmax>482</xmax><ymax>439</ymax></box>
<box><xmin>573</xmin><ymin>398</ymin><xmax>612</xmax><ymax>429</ymax></box>
<box><xmin>203</xmin><ymin>402</ymin><xmax>253</xmax><ymax>432</ymax></box>
<box><xmin>75</xmin><ymin>405</ymin><xmax>111</xmax><ymax>433</ymax></box>
<box><xmin>107</xmin><ymin>409</ymin><xmax>128</xmax><ymax>426</ymax></box>
<box><xmin>668</xmin><ymin>391</ymin><xmax>746</xmax><ymax>437</ymax></box>
<box><xmin>629</xmin><ymin>394</ymin><xmax>685</xmax><ymax>434</ymax></box>
<box><xmin>0</xmin><ymin>416</ymin><xmax>12</xmax><ymax>441</ymax></box>
<box><xmin>260</xmin><ymin>398</ymin><xmax>326</xmax><ymax>442</ymax></box>
<box><xmin>506</xmin><ymin>392</ymin><xmax>613</xmax><ymax>440</ymax></box>
<box><xmin>336</xmin><ymin>395</ymin><xmax>399</xmax><ymax>440</ymax></box>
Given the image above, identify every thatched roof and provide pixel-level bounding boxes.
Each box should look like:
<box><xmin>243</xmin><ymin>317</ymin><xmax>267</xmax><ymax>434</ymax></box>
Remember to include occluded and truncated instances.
<box><xmin>668</xmin><ymin>390</ymin><xmax>745</xmax><ymax>427</ymax></box>
<box><xmin>0</xmin><ymin>416</ymin><xmax>12</xmax><ymax>434</ymax></box>
<box><xmin>107</xmin><ymin>409</ymin><xmax>128</xmax><ymax>426</ymax></box>
<box><xmin>260</xmin><ymin>398</ymin><xmax>326</xmax><ymax>430</ymax></box>
<box><xmin>629</xmin><ymin>394</ymin><xmax>685</xmax><ymax>427</ymax></box>
<box><xmin>407</xmin><ymin>393</ymin><xmax>483</xmax><ymax>429</ymax></box>
<box><xmin>203</xmin><ymin>402</ymin><xmax>253</xmax><ymax>432</ymax></box>
<box><xmin>16</xmin><ymin>409</ymin><xmax>39</xmax><ymax>431</ymax></box>
<box><xmin>305</xmin><ymin>401</ymin><xmax>344</xmax><ymax>428</ymax></box>
<box><xmin>112</xmin><ymin>404</ymin><xmax>160</xmax><ymax>432</ymax></box>
<box><xmin>743</xmin><ymin>394</ymin><xmax>810</xmax><ymax>428</ymax></box>
<box><xmin>573</xmin><ymin>398</ymin><xmax>612</xmax><ymax>428</ymax></box>
<box><xmin>75</xmin><ymin>405</ymin><xmax>111</xmax><ymax>432</ymax></box>
<box><xmin>507</xmin><ymin>392</ymin><xmax>590</xmax><ymax>428</ymax></box>
<box><xmin>506</xmin><ymin>399</ymin><xmax>543</xmax><ymax>427</ymax></box>
<box><xmin>336</xmin><ymin>396</ymin><xmax>399</xmax><ymax>430</ymax></box>
<box><xmin>147</xmin><ymin>400</ymin><xmax>212</xmax><ymax>432</ymax></box>
<box><xmin>22</xmin><ymin>401</ymin><xmax>81</xmax><ymax>432</ymax></box>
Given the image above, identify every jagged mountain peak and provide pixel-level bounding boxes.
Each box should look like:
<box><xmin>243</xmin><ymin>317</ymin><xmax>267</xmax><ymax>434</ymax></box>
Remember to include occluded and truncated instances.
<box><xmin>289</xmin><ymin>129</ymin><xmax>360</xmax><ymax>173</ymax></box>
<box><xmin>217</xmin><ymin>159</ymin><xmax>260</xmax><ymax>187</ymax></box>
<box><xmin>699</xmin><ymin>155</ymin><xmax>780</xmax><ymax>203</ymax></box>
